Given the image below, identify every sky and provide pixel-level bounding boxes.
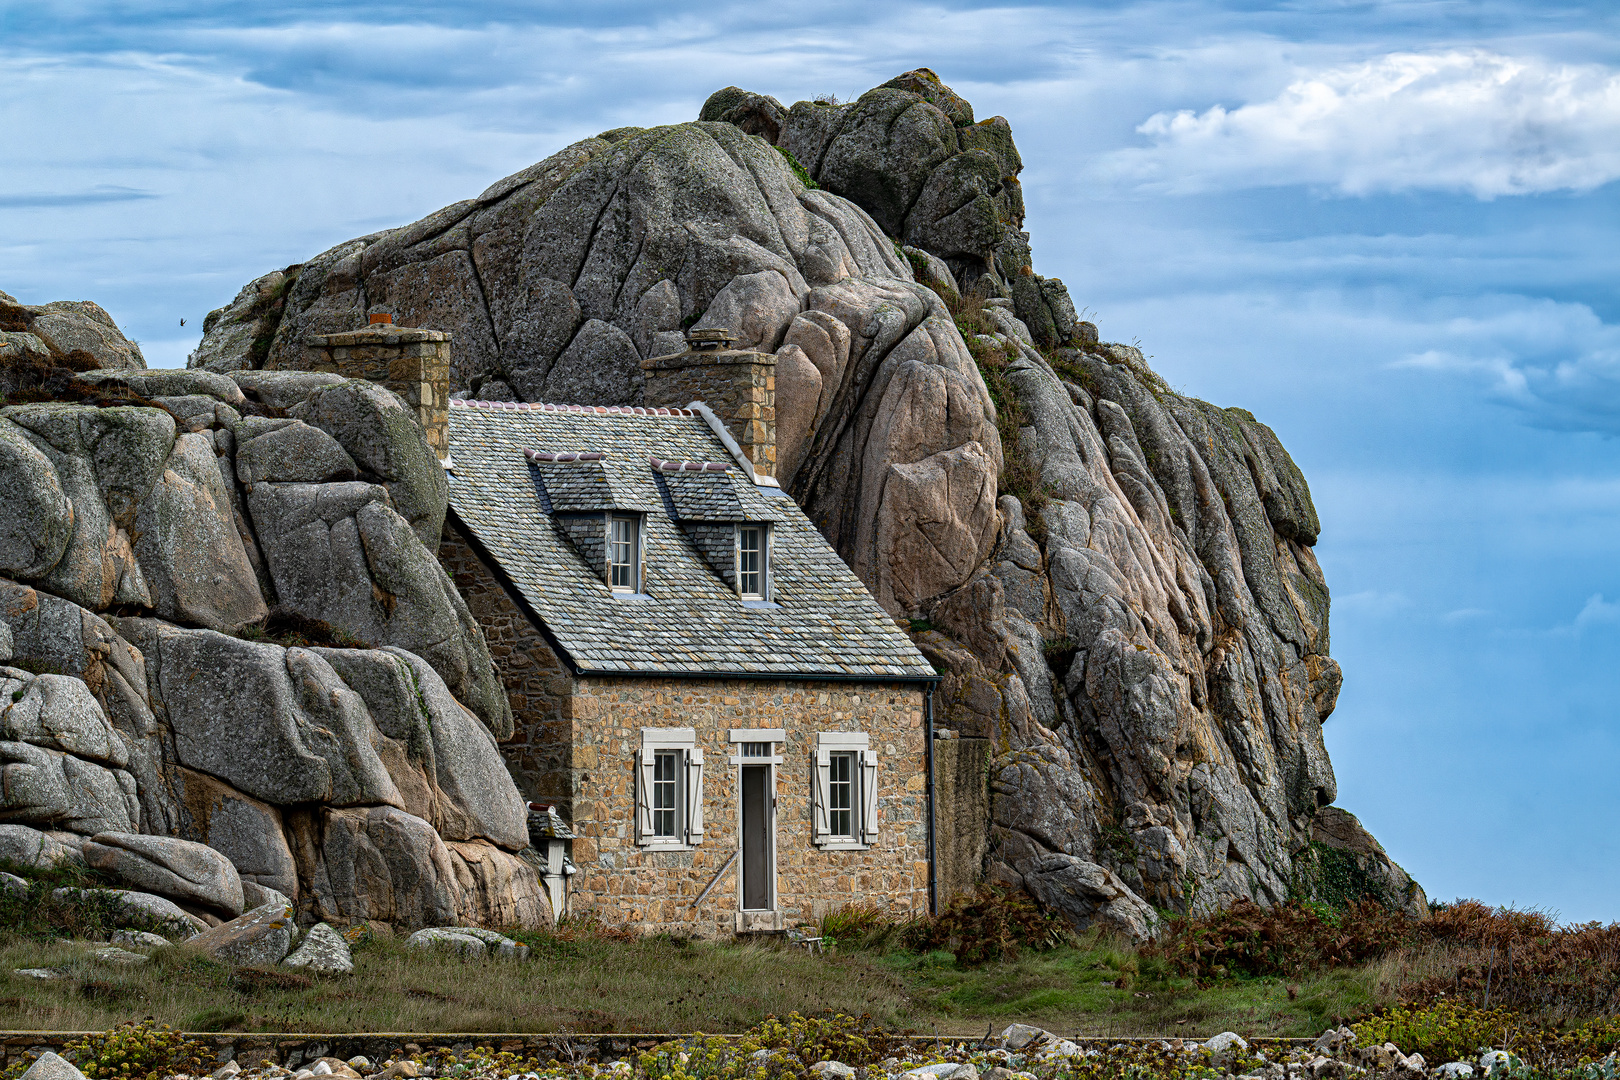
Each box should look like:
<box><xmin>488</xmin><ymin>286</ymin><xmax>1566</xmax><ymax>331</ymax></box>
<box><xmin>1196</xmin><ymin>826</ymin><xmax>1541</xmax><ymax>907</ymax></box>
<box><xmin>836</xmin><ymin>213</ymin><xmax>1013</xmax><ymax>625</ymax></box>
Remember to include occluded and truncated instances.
<box><xmin>3</xmin><ymin>0</ymin><xmax>1617</xmax><ymax>921</ymax></box>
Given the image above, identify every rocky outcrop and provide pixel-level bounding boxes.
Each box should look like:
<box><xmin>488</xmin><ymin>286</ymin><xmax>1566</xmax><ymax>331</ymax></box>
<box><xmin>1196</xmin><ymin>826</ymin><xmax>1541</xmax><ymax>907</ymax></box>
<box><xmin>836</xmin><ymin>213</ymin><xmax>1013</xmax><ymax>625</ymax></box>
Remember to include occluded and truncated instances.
<box><xmin>0</xmin><ymin>292</ymin><xmax>146</xmax><ymax>372</ymax></box>
<box><xmin>189</xmin><ymin>118</ymin><xmax>1003</xmax><ymax>631</ymax></box>
<box><xmin>0</xmin><ymin>360</ymin><xmax>534</xmax><ymax>929</ymax></box>
<box><xmin>186</xmin><ymin>70</ymin><xmax>1411</xmax><ymax>927</ymax></box>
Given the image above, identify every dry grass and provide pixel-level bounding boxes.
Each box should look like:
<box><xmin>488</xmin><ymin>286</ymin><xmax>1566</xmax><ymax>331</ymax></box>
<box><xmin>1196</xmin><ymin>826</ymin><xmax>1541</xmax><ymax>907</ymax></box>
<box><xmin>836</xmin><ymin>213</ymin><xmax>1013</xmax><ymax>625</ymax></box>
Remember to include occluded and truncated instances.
<box><xmin>0</xmin><ymin>934</ymin><xmax>921</xmax><ymax>1035</ymax></box>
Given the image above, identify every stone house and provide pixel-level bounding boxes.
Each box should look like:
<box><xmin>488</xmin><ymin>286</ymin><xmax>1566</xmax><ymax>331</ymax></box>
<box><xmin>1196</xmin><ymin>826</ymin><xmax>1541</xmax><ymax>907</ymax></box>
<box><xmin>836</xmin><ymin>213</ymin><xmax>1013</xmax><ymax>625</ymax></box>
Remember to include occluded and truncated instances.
<box><xmin>434</xmin><ymin>337</ymin><xmax>944</xmax><ymax>935</ymax></box>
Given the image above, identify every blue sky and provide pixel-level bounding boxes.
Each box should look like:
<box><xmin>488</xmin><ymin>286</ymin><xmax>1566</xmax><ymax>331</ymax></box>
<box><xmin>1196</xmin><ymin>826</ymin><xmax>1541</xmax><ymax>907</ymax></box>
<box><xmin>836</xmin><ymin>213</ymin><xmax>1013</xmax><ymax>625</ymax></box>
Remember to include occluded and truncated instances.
<box><xmin>4</xmin><ymin>0</ymin><xmax>1618</xmax><ymax>920</ymax></box>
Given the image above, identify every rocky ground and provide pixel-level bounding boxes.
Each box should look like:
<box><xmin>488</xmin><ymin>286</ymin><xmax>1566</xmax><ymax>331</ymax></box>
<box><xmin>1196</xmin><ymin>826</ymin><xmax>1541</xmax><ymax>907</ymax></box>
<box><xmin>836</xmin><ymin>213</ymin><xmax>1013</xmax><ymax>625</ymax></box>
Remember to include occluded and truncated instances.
<box><xmin>11</xmin><ymin>1022</ymin><xmax>1559</xmax><ymax>1080</ymax></box>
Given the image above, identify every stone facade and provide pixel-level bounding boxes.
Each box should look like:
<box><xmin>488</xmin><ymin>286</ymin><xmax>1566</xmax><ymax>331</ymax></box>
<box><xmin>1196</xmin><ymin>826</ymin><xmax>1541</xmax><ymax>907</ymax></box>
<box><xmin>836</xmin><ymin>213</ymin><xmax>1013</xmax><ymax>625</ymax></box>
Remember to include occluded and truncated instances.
<box><xmin>641</xmin><ymin>347</ymin><xmax>776</xmax><ymax>478</ymax></box>
<box><xmin>933</xmin><ymin>737</ymin><xmax>990</xmax><ymax>906</ymax></box>
<box><xmin>297</xmin><ymin>324</ymin><xmax>451</xmax><ymax>460</ymax></box>
<box><xmin>440</xmin><ymin>517</ymin><xmax>931</xmax><ymax>935</ymax></box>
<box><xmin>564</xmin><ymin>675</ymin><xmax>928</xmax><ymax>936</ymax></box>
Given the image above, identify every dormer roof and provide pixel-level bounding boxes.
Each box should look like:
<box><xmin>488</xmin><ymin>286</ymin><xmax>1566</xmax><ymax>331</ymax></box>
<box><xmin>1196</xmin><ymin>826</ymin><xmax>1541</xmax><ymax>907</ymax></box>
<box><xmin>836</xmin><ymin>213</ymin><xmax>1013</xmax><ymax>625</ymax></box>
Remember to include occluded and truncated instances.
<box><xmin>445</xmin><ymin>400</ymin><xmax>934</xmax><ymax>681</ymax></box>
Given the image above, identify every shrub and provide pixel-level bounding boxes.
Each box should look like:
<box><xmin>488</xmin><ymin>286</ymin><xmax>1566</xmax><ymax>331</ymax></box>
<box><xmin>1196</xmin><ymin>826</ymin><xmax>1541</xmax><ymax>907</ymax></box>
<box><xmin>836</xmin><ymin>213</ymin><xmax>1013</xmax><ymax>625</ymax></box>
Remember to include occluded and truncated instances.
<box><xmin>61</xmin><ymin>1021</ymin><xmax>209</xmax><ymax>1080</ymax></box>
<box><xmin>1148</xmin><ymin>897</ymin><xmax>1413</xmax><ymax>980</ymax></box>
<box><xmin>1355</xmin><ymin>1001</ymin><xmax>1520</xmax><ymax>1065</ymax></box>
<box><xmin>904</xmin><ymin>885</ymin><xmax>1070</xmax><ymax>966</ymax></box>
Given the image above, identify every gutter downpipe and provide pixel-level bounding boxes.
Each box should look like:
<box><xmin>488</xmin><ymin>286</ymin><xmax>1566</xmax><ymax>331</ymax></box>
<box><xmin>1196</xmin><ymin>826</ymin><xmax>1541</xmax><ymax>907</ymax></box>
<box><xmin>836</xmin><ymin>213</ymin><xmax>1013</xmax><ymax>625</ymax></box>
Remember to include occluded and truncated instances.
<box><xmin>925</xmin><ymin>684</ymin><xmax>938</xmax><ymax>916</ymax></box>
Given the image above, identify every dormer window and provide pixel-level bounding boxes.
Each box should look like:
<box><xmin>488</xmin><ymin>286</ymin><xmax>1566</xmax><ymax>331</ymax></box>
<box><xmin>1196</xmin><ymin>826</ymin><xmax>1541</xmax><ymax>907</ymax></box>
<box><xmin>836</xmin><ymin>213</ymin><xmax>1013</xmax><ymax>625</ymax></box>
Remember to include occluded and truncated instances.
<box><xmin>736</xmin><ymin>524</ymin><xmax>768</xmax><ymax>600</ymax></box>
<box><xmin>609</xmin><ymin>514</ymin><xmax>640</xmax><ymax>592</ymax></box>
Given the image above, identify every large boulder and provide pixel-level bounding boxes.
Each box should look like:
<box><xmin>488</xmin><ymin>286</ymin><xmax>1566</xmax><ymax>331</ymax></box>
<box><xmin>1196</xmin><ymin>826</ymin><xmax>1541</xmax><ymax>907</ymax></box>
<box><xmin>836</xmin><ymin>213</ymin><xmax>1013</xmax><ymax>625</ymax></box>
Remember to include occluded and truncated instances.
<box><xmin>120</xmin><ymin>619</ymin><xmax>404</xmax><ymax>808</ymax></box>
<box><xmin>1</xmin><ymin>404</ymin><xmax>174</xmax><ymax>611</ymax></box>
<box><xmin>235</xmin><ymin>419</ymin><xmax>357</xmax><ymax>485</ymax></box>
<box><xmin>0</xmin><ymin>823</ymin><xmax>85</xmax><ymax>868</ymax></box>
<box><xmin>0</xmin><ymin>669</ymin><xmax>127</xmax><ymax>768</ymax></box>
<box><xmin>188</xmin><ymin>120</ymin><xmax>999</xmax><ymax>631</ymax></box>
<box><xmin>316</xmin><ymin>647</ymin><xmax>527</xmax><ymax>849</ymax></box>
<box><xmin>171</xmin><ymin>766</ymin><xmax>299</xmax><ymax>900</ymax></box>
<box><xmin>133</xmin><ymin>431</ymin><xmax>266</xmax><ymax>632</ymax></box>
<box><xmin>0</xmin><ymin>581</ymin><xmax>175</xmax><ymax>834</ymax></box>
<box><xmin>0</xmin><ymin>739</ymin><xmax>138</xmax><ymax>834</ymax></box>
<box><xmin>286</xmin><ymin>805</ymin><xmax>546</xmax><ymax>930</ymax></box>
<box><xmin>1306</xmin><ymin>806</ymin><xmax>1429</xmax><ymax>918</ymax></box>
<box><xmin>1021</xmin><ymin>853</ymin><xmax>1160</xmax><ymax>941</ymax></box>
<box><xmin>81</xmin><ymin>832</ymin><xmax>246</xmax><ymax>917</ymax></box>
<box><xmin>184</xmin><ymin>900</ymin><xmax>296</xmax><ymax>966</ymax></box>
<box><xmin>292</xmin><ymin>805</ymin><xmax>459</xmax><ymax>928</ymax></box>
<box><xmin>0</xmin><ymin>417</ymin><xmax>74</xmax><ymax>580</ymax></box>
<box><xmin>189</xmin><ymin>269</ymin><xmax>294</xmax><ymax>375</ymax></box>
<box><xmin>281</xmin><ymin>921</ymin><xmax>353</xmax><ymax>974</ymax></box>
<box><xmin>288</xmin><ymin>379</ymin><xmax>449</xmax><ymax>549</ymax></box>
<box><xmin>10</xmin><ymin>299</ymin><xmax>146</xmax><ymax>371</ymax></box>
<box><xmin>244</xmin><ymin>481</ymin><xmax>512</xmax><ymax>738</ymax></box>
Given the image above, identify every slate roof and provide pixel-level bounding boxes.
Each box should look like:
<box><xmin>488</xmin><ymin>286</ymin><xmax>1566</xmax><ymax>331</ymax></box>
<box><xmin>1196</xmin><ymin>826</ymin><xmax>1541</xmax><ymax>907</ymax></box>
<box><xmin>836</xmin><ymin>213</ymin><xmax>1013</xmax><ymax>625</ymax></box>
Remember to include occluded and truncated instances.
<box><xmin>446</xmin><ymin>400</ymin><xmax>937</xmax><ymax>680</ymax></box>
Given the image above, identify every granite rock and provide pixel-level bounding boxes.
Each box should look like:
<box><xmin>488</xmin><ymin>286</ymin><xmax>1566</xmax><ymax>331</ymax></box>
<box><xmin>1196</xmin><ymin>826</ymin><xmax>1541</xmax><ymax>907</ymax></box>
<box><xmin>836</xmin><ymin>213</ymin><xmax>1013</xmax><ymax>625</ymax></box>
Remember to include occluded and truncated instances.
<box><xmin>282</xmin><ymin>921</ymin><xmax>354</xmax><ymax>974</ymax></box>
<box><xmin>82</xmin><ymin>831</ymin><xmax>247</xmax><ymax>918</ymax></box>
<box><xmin>185</xmin><ymin>900</ymin><xmax>297</xmax><ymax>966</ymax></box>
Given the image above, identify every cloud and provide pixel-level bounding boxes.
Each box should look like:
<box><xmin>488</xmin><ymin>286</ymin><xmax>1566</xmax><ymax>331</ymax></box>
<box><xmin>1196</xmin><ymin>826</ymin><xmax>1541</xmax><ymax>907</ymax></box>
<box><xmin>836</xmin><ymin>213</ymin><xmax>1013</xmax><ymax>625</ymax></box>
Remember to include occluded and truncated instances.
<box><xmin>1573</xmin><ymin>593</ymin><xmax>1620</xmax><ymax>631</ymax></box>
<box><xmin>1101</xmin><ymin>50</ymin><xmax>1620</xmax><ymax>198</ymax></box>
<box><xmin>0</xmin><ymin>185</ymin><xmax>158</xmax><ymax>208</ymax></box>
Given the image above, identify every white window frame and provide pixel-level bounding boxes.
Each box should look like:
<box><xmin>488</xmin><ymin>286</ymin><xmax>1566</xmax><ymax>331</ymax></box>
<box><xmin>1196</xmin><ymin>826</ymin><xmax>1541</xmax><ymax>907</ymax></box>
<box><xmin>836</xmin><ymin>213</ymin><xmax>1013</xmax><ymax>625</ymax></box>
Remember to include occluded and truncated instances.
<box><xmin>812</xmin><ymin>731</ymin><xmax>878</xmax><ymax>850</ymax></box>
<box><xmin>636</xmin><ymin>728</ymin><xmax>703</xmax><ymax>848</ymax></box>
<box><xmin>734</xmin><ymin>523</ymin><xmax>770</xmax><ymax>600</ymax></box>
<box><xmin>608</xmin><ymin>513</ymin><xmax>641</xmax><ymax>593</ymax></box>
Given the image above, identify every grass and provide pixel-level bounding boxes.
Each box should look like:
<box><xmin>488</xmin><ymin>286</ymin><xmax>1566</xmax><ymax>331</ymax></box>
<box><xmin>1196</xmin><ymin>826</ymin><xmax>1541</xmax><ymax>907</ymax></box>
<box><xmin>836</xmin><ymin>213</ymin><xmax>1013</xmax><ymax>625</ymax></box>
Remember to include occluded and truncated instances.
<box><xmin>0</xmin><ymin>933</ymin><xmax>921</xmax><ymax>1035</ymax></box>
<box><xmin>0</xmin><ymin>928</ymin><xmax>1384</xmax><ymax>1039</ymax></box>
<box><xmin>5</xmin><ymin>889</ymin><xmax>1616</xmax><ymax>1043</ymax></box>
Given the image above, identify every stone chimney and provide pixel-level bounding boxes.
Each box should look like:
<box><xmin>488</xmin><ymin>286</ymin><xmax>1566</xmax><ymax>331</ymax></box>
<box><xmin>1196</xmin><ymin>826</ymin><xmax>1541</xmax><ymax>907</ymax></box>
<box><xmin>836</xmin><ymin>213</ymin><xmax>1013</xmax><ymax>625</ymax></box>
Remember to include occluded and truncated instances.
<box><xmin>299</xmin><ymin>315</ymin><xmax>451</xmax><ymax>461</ymax></box>
<box><xmin>640</xmin><ymin>328</ymin><xmax>776</xmax><ymax>478</ymax></box>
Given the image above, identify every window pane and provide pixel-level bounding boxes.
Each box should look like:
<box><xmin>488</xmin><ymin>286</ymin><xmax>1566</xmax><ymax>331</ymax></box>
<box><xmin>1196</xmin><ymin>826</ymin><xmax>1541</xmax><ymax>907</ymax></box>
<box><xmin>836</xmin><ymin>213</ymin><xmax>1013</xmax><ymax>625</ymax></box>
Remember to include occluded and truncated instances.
<box><xmin>740</xmin><ymin>741</ymin><xmax>770</xmax><ymax>757</ymax></box>
<box><xmin>611</xmin><ymin>518</ymin><xmax>635</xmax><ymax>590</ymax></box>
<box><xmin>653</xmin><ymin>750</ymin><xmax>677</xmax><ymax>837</ymax></box>
<box><xmin>739</xmin><ymin>527</ymin><xmax>761</xmax><ymax>597</ymax></box>
<box><xmin>828</xmin><ymin>752</ymin><xmax>853</xmax><ymax>838</ymax></box>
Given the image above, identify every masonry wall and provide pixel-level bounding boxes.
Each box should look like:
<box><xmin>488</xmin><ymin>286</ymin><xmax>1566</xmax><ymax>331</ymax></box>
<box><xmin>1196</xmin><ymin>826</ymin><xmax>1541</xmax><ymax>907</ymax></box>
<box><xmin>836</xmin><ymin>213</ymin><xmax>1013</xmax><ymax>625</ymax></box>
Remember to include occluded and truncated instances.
<box><xmin>933</xmin><ymin>737</ymin><xmax>990</xmax><ymax>906</ymax></box>
<box><xmin>438</xmin><ymin>519</ymin><xmax>574</xmax><ymax>808</ymax></box>
<box><xmin>568</xmin><ymin>676</ymin><xmax>929</xmax><ymax>937</ymax></box>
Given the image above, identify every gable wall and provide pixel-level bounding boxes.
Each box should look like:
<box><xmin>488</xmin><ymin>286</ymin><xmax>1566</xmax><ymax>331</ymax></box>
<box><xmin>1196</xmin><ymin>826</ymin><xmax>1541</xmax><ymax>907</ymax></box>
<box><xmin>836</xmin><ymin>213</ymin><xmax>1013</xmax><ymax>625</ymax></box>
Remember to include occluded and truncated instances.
<box><xmin>440</xmin><ymin>518</ymin><xmax>575</xmax><ymax>809</ymax></box>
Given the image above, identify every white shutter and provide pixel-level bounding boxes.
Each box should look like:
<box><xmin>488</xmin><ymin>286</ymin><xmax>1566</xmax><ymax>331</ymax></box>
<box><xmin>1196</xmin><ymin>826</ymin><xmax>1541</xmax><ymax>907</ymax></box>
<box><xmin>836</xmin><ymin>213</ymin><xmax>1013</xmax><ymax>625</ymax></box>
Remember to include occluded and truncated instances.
<box><xmin>859</xmin><ymin>748</ymin><xmax>880</xmax><ymax>842</ymax></box>
<box><xmin>812</xmin><ymin>746</ymin><xmax>832</xmax><ymax>844</ymax></box>
<box><xmin>763</xmin><ymin>525</ymin><xmax>774</xmax><ymax>601</ymax></box>
<box><xmin>636</xmin><ymin>746</ymin><xmax>655</xmax><ymax>842</ymax></box>
<box><xmin>684</xmin><ymin>748</ymin><xmax>705</xmax><ymax>845</ymax></box>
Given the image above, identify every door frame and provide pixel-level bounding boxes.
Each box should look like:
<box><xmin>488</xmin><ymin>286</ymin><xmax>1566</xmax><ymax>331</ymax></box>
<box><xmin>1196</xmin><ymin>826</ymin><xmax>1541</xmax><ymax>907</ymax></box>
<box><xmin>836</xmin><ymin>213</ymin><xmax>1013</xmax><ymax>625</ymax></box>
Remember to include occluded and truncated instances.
<box><xmin>728</xmin><ymin>729</ymin><xmax>784</xmax><ymax>917</ymax></box>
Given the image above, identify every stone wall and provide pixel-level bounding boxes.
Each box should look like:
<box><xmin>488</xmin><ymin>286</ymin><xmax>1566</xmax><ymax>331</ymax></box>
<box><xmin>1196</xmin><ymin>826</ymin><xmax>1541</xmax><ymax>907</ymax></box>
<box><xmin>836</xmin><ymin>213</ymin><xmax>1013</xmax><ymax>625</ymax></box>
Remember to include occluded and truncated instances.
<box><xmin>641</xmin><ymin>348</ymin><xmax>776</xmax><ymax>478</ymax></box>
<box><xmin>297</xmin><ymin>325</ymin><xmax>451</xmax><ymax>461</ymax></box>
<box><xmin>567</xmin><ymin>675</ymin><xmax>928</xmax><ymax>936</ymax></box>
<box><xmin>934</xmin><ymin>737</ymin><xmax>990</xmax><ymax>906</ymax></box>
<box><xmin>438</xmin><ymin>518</ymin><xmax>573</xmax><ymax>807</ymax></box>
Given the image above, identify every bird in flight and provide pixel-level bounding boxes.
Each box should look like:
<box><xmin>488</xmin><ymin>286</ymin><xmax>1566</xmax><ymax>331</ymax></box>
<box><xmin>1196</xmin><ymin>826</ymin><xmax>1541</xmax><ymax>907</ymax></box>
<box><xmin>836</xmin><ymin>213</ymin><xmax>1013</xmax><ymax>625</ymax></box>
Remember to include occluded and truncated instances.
<box><xmin>180</xmin><ymin>318</ymin><xmax>186</xmax><ymax>327</ymax></box>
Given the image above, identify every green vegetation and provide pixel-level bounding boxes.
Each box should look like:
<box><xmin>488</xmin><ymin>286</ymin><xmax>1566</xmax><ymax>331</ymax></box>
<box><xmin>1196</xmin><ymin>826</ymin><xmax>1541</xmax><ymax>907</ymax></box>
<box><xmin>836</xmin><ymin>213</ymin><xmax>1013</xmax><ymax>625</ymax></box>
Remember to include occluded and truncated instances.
<box><xmin>774</xmin><ymin>146</ymin><xmax>819</xmax><ymax>190</ymax></box>
<box><xmin>244</xmin><ymin>271</ymin><xmax>298</xmax><ymax>370</ymax></box>
<box><xmin>237</xmin><ymin>607</ymin><xmax>372</xmax><ymax>649</ymax></box>
<box><xmin>4</xmin><ymin>880</ymin><xmax>1618</xmax><ymax>1056</ymax></box>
